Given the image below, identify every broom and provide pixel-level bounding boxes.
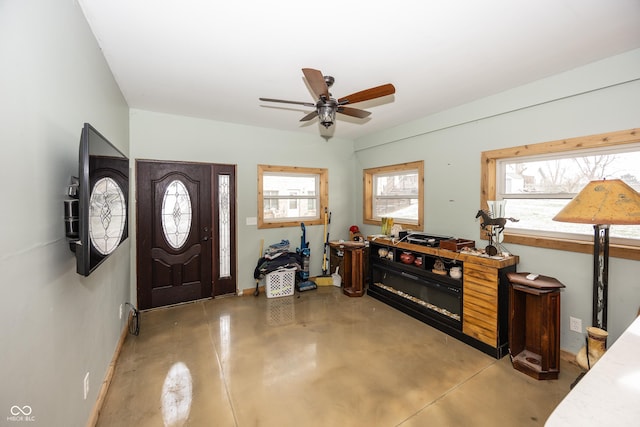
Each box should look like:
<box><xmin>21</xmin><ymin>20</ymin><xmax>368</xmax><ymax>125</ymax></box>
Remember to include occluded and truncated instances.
<box><xmin>313</xmin><ymin>208</ymin><xmax>334</xmax><ymax>286</ymax></box>
<box><xmin>253</xmin><ymin>238</ymin><xmax>264</xmax><ymax>296</ymax></box>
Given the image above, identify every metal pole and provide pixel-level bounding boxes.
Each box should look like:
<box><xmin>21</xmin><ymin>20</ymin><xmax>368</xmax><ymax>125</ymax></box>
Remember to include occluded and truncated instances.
<box><xmin>592</xmin><ymin>224</ymin><xmax>609</xmax><ymax>330</ymax></box>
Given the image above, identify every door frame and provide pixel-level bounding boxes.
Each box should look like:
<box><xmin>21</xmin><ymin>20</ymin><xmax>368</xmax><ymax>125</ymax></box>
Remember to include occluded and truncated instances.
<box><xmin>135</xmin><ymin>159</ymin><xmax>237</xmax><ymax>309</ymax></box>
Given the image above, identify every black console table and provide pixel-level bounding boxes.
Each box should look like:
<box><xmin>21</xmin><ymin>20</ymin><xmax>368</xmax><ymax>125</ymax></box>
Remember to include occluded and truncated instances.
<box><xmin>368</xmin><ymin>237</ymin><xmax>518</xmax><ymax>358</ymax></box>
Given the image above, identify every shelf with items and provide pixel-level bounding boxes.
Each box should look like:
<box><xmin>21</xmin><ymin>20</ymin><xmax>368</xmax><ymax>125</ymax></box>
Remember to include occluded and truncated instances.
<box><xmin>367</xmin><ymin>236</ymin><xmax>518</xmax><ymax>358</ymax></box>
<box><xmin>371</xmin><ymin>242</ymin><xmax>464</xmax><ymax>285</ymax></box>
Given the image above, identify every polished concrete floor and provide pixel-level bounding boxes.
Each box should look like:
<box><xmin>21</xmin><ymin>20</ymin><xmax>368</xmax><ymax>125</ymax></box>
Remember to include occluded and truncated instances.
<box><xmin>96</xmin><ymin>287</ymin><xmax>581</xmax><ymax>427</ymax></box>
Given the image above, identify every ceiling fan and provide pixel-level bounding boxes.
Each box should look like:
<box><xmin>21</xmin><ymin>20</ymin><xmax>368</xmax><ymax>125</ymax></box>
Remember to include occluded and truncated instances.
<box><xmin>259</xmin><ymin>68</ymin><xmax>395</xmax><ymax>128</ymax></box>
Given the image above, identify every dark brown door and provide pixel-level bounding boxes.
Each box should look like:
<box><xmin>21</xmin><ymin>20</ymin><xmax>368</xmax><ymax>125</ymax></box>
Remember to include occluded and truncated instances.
<box><xmin>136</xmin><ymin>160</ymin><xmax>208</xmax><ymax>309</ymax></box>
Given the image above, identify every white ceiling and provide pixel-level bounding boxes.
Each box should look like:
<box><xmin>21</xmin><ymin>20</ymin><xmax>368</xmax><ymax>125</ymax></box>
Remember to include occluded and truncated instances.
<box><xmin>79</xmin><ymin>0</ymin><xmax>640</xmax><ymax>140</ymax></box>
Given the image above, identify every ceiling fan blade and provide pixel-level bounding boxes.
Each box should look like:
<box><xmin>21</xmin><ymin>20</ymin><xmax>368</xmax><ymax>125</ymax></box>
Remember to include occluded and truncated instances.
<box><xmin>337</xmin><ymin>106</ymin><xmax>371</xmax><ymax>119</ymax></box>
<box><xmin>259</xmin><ymin>97</ymin><xmax>316</xmax><ymax>107</ymax></box>
<box><xmin>302</xmin><ymin>68</ymin><xmax>330</xmax><ymax>100</ymax></box>
<box><xmin>338</xmin><ymin>83</ymin><xmax>396</xmax><ymax>105</ymax></box>
<box><xmin>300</xmin><ymin>111</ymin><xmax>318</xmax><ymax>122</ymax></box>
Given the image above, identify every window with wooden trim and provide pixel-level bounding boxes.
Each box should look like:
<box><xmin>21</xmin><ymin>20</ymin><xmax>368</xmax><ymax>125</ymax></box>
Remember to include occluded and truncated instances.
<box><xmin>363</xmin><ymin>161</ymin><xmax>424</xmax><ymax>230</ymax></box>
<box><xmin>258</xmin><ymin>164</ymin><xmax>328</xmax><ymax>229</ymax></box>
<box><xmin>481</xmin><ymin>129</ymin><xmax>640</xmax><ymax>260</ymax></box>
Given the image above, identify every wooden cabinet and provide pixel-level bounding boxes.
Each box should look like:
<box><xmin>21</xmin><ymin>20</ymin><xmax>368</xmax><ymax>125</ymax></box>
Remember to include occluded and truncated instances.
<box><xmin>368</xmin><ymin>237</ymin><xmax>518</xmax><ymax>358</ymax></box>
<box><xmin>507</xmin><ymin>272</ymin><xmax>564</xmax><ymax>380</ymax></box>
<box><xmin>329</xmin><ymin>242</ymin><xmax>368</xmax><ymax>297</ymax></box>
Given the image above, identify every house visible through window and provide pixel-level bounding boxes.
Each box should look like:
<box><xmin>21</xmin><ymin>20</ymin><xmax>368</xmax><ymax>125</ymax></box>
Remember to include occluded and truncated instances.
<box><xmin>258</xmin><ymin>165</ymin><xmax>328</xmax><ymax>229</ymax></box>
<box><xmin>496</xmin><ymin>146</ymin><xmax>640</xmax><ymax>242</ymax></box>
<box><xmin>481</xmin><ymin>129</ymin><xmax>640</xmax><ymax>260</ymax></box>
<box><xmin>363</xmin><ymin>161</ymin><xmax>424</xmax><ymax>229</ymax></box>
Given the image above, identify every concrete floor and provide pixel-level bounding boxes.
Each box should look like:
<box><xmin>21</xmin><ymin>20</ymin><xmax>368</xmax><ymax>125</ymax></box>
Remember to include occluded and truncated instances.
<box><xmin>96</xmin><ymin>286</ymin><xmax>581</xmax><ymax>426</ymax></box>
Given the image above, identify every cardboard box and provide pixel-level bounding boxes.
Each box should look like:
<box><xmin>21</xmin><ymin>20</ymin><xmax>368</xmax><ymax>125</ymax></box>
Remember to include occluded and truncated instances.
<box><xmin>440</xmin><ymin>238</ymin><xmax>475</xmax><ymax>252</ymax></box>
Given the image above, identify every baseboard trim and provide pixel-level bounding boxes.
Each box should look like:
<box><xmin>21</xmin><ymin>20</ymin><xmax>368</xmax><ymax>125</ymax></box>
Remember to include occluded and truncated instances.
<box><xmin>86</xmin><ymin>322</ymin><xmax>129</xmax><ymax>427</ymax></box>
<box><xmin>239</xmin><ymin>285</ymin><xmax>265</xmax><ymax>296</ymax></box>
<box><xmin>560</xmin><ymin>349</ymin><xmax>580</xmax><ymax>367</ymax></box>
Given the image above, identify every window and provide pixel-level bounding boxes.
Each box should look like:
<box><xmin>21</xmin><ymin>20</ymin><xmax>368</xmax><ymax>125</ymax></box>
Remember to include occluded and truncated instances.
<box><xmin>363</xmin><ymin>161</ymin><xmax>424</xmax><ymax>229</ymax></box>
<box><xmin>258</xmin><ymin>165</ymin><xmax>328</xmax><ymax>229</ymax></box>
<box><xmin>481</xmin><ymin>129</ymin><xmax>640</xmax><ymax>260</ymax></box>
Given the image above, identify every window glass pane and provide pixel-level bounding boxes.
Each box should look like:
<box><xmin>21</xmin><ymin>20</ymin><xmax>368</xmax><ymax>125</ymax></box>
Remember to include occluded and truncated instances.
<box><xmin>375</xmin><ymin>198</ymin><xmax>419</xmax><ymax>220</ymax></box>
<box><xmin>374</xmin><ymin>171</ymin><xmax>418</xmax><ymax>196</ymax></box>
<box><xmin>218</xmin><ymin>174</ymin><xmax>230</xmax><ymax>278</ymax></box>
<box><xmin>161</xmin><ymin>179</ymin><xmax>192</xmax><ymax>249</ymax></box>
<box><xmin>504</xmin><ymin>199</ymin><xmax>640</xmax><ymax>240</ymax></box>
<box><xmin>501</xmin><ymin>149</ymin><xmax>640</xmax><ymax>196</ymax></box>
<box><xmin>262</xmin><ymin>172</ymin><xmax>319</xmax><ymax>221</ymax></box>
<box><xmin>263</xmin><ymin>174</ymin><xmax>317</xmax><ymax>195</ymax></box>
<box><xmin>373</xmin><ymin>170</ymin><xmax>419</xmax><ymax>222</ymax></box>
<box><xmin>498</xmin><ymin>146</ymin><xmax>640</xmax><ymax>241</ymax></box>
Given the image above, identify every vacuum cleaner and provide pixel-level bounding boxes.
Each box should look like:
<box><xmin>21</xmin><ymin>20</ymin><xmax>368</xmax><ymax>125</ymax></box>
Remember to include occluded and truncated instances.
<box><xmin>296</xmin><ymin>223</ymin><xmax>317</xmax><ymax>292</ymax></box>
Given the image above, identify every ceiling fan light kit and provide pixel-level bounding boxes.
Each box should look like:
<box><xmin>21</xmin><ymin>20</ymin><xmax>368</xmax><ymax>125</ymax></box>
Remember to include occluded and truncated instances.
<box><xmin>318</xmin><ymin>100</ymin><xmax>337</xmax><ymax>128</ymax></box>
<box><xmin>259</xmin><ymin>68</ymin><xmax>395</xmax><ymax>131</ymax></box>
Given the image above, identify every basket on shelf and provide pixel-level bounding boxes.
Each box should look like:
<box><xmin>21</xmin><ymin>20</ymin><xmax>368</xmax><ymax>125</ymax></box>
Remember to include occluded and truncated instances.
<box><xmin>265</xmin><ymin>267</ymin><xmax>296</xmax><ymax>298</ymax></box>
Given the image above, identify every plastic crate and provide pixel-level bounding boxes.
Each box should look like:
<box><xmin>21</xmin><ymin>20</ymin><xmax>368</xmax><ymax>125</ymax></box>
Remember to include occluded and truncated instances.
<box><xmin>265</xmin><ymin>267</ymin><xmax>296</xmax><ymax>298</ymax></box>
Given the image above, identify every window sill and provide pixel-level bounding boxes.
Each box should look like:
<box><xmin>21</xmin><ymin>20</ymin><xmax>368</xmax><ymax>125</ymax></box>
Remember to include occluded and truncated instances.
<box><xmin>258</xmin><ymin>218</ymin><xmax>322</xmax><ymax>229</ymax></box>
<box><xmin>363</xmin><ymin>219</ymin><xmax>422</xmax><ymax>231</ymax></box>
<box><xmin>500</xmin><ymin>232</ymin><xmax>640</xmax><ymax>261</ymax></box>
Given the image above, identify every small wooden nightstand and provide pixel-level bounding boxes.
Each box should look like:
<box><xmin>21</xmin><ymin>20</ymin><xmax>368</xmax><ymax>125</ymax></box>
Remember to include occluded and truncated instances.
<box><xmin>329</xmin><ymin>241</ymin><xmax>367</xmax><ymax>297</ymax></box>
<box><xmin>507</xmin><ymin>272</ymin><xmax>565</xmax><ymax>380</ymax></box>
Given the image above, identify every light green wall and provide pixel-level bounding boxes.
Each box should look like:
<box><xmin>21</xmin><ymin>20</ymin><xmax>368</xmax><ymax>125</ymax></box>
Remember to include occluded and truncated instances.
<box><xmin>354</xmin><ymin>49</ymin><xmax>640</xmax><ymax>353</ymax></box>
<box><xmin>0</xmin><ymin>1</ymin><xmax>130</xmax><ymax>425</ymax></box>
<box><xmin>129</xmin><ymin>110</ymin><xmax>357</xmax><ymax>296</ymax></box>
<box><xmin>2</xmin><ymin>2</ymin><xmax>639</xmax><ymax>423</ymax></box>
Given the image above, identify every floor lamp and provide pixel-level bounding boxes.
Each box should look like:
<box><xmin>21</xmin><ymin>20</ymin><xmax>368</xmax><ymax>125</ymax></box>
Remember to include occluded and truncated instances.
<box><xmin>552</xmin><ymin>179</ymin><xmax>640</xmax><ymax>331</ymax></box>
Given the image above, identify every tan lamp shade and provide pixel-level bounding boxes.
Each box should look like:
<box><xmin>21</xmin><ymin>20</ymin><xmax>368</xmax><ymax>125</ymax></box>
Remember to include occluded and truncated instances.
<box><xmin>553</xmin><ymin>179</ymin><xmax>640</xmax><ymax>225</ymax></box>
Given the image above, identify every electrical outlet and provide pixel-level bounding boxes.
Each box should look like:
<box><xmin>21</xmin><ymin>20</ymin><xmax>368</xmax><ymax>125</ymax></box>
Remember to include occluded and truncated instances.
<box><xmin>83</xmin><ymin>372</ymin><xmax>90</xmax><ymax>400</ymax></box>
<box><xmin>570</xmin><ymin>316</ymin><xmax>582</xmax><ymax>333</ymax></box>
<box><xmin>119</xmin><ymin>304</ymin><xmax>123</xmax><ymax>319</ymax></box>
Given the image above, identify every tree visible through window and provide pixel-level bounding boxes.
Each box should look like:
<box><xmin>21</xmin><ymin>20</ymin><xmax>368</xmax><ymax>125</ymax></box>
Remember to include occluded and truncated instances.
<box><xmin>481</xmin><ymin>129</ymin><xmax>640</xmax><ymax>260</ymax></box>
<box><xmin>497</xmin><ymin>148</ymin><xmax>640</xmax><ymax>241</ymax></box>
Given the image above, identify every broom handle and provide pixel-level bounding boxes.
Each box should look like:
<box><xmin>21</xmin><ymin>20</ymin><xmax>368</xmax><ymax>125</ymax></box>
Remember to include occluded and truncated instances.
<box><xmin>322</xmin><ymin>209</ymin><xmax>330</xmax><ymax>274</ymax></box>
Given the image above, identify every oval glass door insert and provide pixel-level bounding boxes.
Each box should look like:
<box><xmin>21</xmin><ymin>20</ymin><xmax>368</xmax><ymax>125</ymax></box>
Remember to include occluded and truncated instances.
<box><xmin>162</xmin><ymin>179</ymin><xmax>193</xmax><ymax>249</ymax></box>
<box><xmin>89</xmin><ymin>177</ymin><xmax>127</xmax><ymax>255</ymax></box>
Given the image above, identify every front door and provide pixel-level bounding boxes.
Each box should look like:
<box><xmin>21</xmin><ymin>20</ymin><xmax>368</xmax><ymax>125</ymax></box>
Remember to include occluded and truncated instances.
<box><xmin>136</xmin><ymin>160</ymin><xmax>236</xmax><ymax>309</ymax></box>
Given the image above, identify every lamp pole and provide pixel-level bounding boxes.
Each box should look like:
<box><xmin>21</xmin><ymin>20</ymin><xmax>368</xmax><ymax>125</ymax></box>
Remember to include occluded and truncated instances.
<box><xmin>593</xmin><ymin>225</ymin><xmax>609</xmax><ymax>330</ymax></box>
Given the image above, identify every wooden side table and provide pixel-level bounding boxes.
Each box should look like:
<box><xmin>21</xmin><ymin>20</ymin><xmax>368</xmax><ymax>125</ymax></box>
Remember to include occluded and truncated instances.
<box><xmin>329</xmin><ymin>241</ymin><xmax>366</xmax><ymax>297</ymax></box>
<box><xmin>507</xmin><ymin>272</ymin><xmax>565</xmax><ymax>380</ymax></box>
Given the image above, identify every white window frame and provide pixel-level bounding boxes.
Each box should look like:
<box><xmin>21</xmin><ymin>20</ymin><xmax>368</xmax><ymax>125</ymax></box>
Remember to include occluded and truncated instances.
<box><xmin>258</xmin><ymin>164</ymin><xmax>328</xmax><ymax>229</ymax></box>
<box><xmin>481</xmin><ymin>129</ymin><xmax>640</xmax><ymax>261</ymax></box>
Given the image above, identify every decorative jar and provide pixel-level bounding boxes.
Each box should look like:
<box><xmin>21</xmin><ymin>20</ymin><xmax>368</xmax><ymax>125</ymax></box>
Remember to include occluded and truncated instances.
<box><xmin>400</xmin><ymin>252</ymin><xmax>415</xmax><ymax>264</ymax></box>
